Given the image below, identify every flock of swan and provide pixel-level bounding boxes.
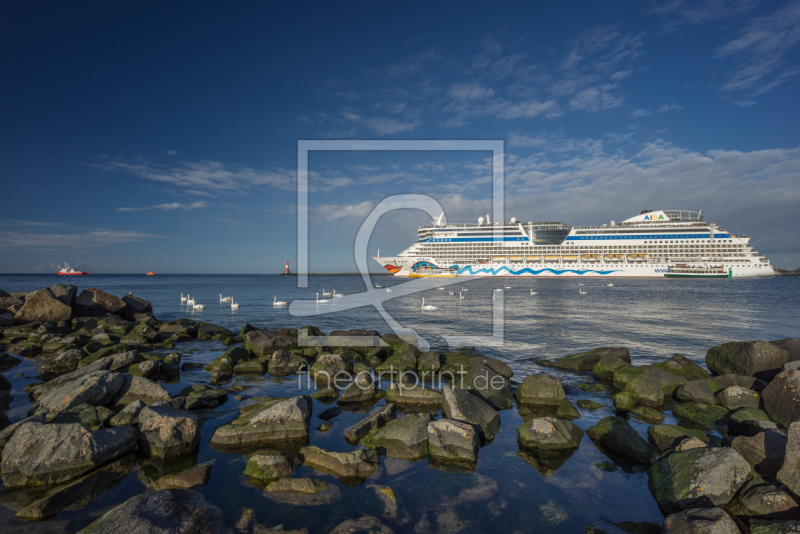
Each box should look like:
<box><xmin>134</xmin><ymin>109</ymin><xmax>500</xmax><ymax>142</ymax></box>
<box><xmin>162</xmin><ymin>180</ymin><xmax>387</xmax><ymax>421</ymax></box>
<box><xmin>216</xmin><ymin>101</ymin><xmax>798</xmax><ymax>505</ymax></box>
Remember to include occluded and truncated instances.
<box><xmin>180</xmin><ymin>293</ymin><xmax>238</xmax><ymax>310</ymax></box>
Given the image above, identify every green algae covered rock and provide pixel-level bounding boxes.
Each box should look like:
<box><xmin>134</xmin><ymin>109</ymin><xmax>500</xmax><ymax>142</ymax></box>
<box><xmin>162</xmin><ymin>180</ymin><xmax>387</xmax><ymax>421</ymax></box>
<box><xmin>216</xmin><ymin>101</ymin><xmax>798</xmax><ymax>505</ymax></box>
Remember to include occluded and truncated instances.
<box><xmin>514</xmin><ymin>374</ymin><xmax>565</xmax><ymax>407</ymax></box>
<box><xmin>243</xmin><ymin>453</ymin><xmax>292</xmax><ymax>482</ymax></box>
<box><xmin>300</xmin><ymin>445</ymin><xmax>380</xmax><ymax>480</ymax></box>
<box><xmin>517</xmin><ymin>416</ymin><xmax>584</xmax><ymax>450</ymax></box>
<box><xmin>586</xmin><ymin>416</ymin><xmax>656</xmax><ymax>464</ymax></box>
<box><xmin>361</xmin><ymin>413</ymin><xmax>433</xmax><ymax>460</ymax></box>
<box><xmin>652</xmin><ymin>354</ymin><xmax>710</xmax><ymax>381</ymax></box>
<box><xmin>209</xmin><ymin>396</ymin><xmax>312</xmax><ymax>449</ymax></box>
<box><xmin>647</xmin><ymin>424</ymin><xmax>713</xmax><ymax>453</ymax></box>
<box><xmin>673</xmin><ymin>402</ymin><xmax>729</xmax><ymax>429</ymax></box>
<box><xmin>632</xmin><ymin>406</ymin><xmax>664</xmax><ymax>424</ymax></box>
<box><xmin>544</xmin><ymin>347</ymin><xmax>631</xmax><ymax>372</ymax></box>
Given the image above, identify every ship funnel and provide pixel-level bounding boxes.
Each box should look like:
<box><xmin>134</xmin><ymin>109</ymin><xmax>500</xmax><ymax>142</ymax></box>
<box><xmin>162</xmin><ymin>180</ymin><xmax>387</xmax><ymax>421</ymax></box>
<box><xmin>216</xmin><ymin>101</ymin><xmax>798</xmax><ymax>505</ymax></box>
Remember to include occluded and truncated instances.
<box><xmin>486</xmin><ymin>214</ymin><xmax>491</xmax><ymax>224</ymax></box>
<box><xmin>478</xmin><ymin>217</ymin><xmax>484</xmax><ymax>225</ymax></box>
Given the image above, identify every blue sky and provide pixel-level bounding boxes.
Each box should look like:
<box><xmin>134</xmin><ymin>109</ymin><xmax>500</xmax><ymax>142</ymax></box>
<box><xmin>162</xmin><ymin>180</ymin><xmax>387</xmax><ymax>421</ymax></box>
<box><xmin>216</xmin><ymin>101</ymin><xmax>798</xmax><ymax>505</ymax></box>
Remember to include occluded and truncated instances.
<box><xmin>1</xmin><ymin>0</ymin><xmax>799</xmax><ymax>273</ymax></box>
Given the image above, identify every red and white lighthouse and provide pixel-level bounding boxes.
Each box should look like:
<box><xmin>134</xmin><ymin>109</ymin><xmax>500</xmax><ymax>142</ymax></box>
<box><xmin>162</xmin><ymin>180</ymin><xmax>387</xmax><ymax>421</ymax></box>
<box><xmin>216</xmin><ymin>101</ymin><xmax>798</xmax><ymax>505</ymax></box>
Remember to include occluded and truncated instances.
<box><xmin>285</xmin><ymin>261</ymin><xmax>290</xmax><ymax>274</ymax></box>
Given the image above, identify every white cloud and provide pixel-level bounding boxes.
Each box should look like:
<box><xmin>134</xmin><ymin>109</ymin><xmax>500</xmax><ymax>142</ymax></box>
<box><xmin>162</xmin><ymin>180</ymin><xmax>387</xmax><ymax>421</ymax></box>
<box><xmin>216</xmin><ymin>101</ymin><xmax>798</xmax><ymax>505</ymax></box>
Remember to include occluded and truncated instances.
<box><xmin>0</xmin><ymin>229</ymin><xmax>162</xmax><ymax>249</ymax></box>
<box><xmin>509</xmin><ymin>133</ymin><xmax>548</xmax><ymax>147</ymax></box>
<box><xmin>166</xmin><ymin>150</ymin><xmax>178</xmax><ymax>155</ymax></box>
<box><xmin>485</xmin><ymin>99</ymin><xmax>562</xmax><ymax>119</ymax></box>
<box><xmin>117</xmin><ymin>201</ymin><xmax>210</xmax><ymax>212</ymax></box>
<box><xmin>733</xmin><ymin>99</ymin><xmax>757</xmax><ymax>107</ymax></box>
<box><xmin>632</xmin><ymin>103</ymin><xmax>684</xmax><ymax>117</ymax></box>
<box><xmin>447</xmin><ymin>82</ymin><xmax>495</xmax><ymax>101</ymax></box>
<box><xmin>610</xmin><ymin>70</ymin><xmax>632</xmax><ymax>80</ymax></box>
<box><xmin>569</xmin><ymin>85</ymin><xmax>623</xmax><ymax>112</ymax></box>
<box><xmin>317</xmin><ymin>201</ymin><xmax>374</xmax><ymax>221</ymax></box>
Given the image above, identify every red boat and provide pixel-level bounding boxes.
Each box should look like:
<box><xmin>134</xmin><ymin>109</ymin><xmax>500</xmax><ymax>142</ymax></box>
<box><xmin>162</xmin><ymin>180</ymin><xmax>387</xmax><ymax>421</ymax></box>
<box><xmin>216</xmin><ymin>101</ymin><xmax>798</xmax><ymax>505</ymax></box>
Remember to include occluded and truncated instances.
<box><xmin>57</xmin><ymin>263</ymin><xmax>89</xmax><ymax>276</ymax></box>
<box><xmin>146</xmin><ymin>271</ymin><xmax>156</xmax><ymax>276</ymax></box>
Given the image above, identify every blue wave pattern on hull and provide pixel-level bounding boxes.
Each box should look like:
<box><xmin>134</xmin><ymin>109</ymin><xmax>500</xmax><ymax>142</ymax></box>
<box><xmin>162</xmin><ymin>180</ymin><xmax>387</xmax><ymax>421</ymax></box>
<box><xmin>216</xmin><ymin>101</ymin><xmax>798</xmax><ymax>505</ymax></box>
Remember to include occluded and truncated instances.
<box><xmin>456</xmin><ymin>266</ymin><xmax>622</xmax><ymax>276</ymax></box>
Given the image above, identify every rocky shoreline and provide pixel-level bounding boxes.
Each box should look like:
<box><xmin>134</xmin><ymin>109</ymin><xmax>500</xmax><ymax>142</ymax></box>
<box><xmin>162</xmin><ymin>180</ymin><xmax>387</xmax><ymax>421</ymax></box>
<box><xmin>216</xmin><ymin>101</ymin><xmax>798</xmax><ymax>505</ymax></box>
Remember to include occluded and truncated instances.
<box><xmin>0</xmin><ymin>283</ymin><xmax>799</xmax><ymax>532</ymax></box>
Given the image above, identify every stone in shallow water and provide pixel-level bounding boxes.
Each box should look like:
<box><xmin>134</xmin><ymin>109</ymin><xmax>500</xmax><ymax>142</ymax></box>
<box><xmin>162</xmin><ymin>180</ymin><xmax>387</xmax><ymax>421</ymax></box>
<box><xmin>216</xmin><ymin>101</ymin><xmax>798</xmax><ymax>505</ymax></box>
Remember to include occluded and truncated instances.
<box><xmin>543</xmin><ymin>347</ymin><xmax>631</xmax><ymax>371</ymax></box>
<box><xmin>614</xmin><ymin>392</ymin><xmax>635</xmax><ymax>412</ymax></box>
<box><xmin>577</xmin><ymin>399</ymin><xmax>603</xmax><ymax>411</ymax></box>
<box><xmin>209</xmin><ymin>396</ymin><xmax>312</xmax><ymax>449</ymax></box>
<box><xmin>1</xmin><ymin>422</ymin><xmax>138</xmax><ymax>487</ymax></box>
<box><xmin>112</xmin><ymin>374</ymin><xmax>171</xmax><ymax>406</ymax></box>
<box><xmin>300</xmin><ymin>445</ymin><xmax>380</xmax><ymax>480</ymax></box>
<box><xmin>76</xmin><ymin>489</ymin><xmax>222</xmax><ymax>533</ymax></box>
<box><xmin>673</xmin><ymin>402</ymin><xmax>729</xmax><ymax>429</ymax></box>
<box><xmin>652</xmin><ymin>353</ymin><xmax>710</xmax><ymax>381</ymax></box>
<box><xmin>586</xmin><ymin>416</ymin><xmax>655</xmax><ymax>464</ymax></box>
<box><xmin>513</xmin><ymin>374</ymin><xmax>565</xmax><ymax>407</ymax></box>
<box><xmin>647</xmin><ymin>424</ymin><xmax>713</xmax><ymax>453</ymax></box>
<box><xmin>264</xmin><ymin>478</ymin><xmax>341</xmax><ymax>506</ymax></box>
<box><xmin>592</xmin><ymin>354</ymin><xmax>631</xmax><ymax>381</ymax></box>
<box><xmin>632</xmin><ymin>406</ymin><xmax>664</xmax><ymax>424</ymax></box>
<box><xmin>338</xmin><ymin>372</ymin><xmax>382</xmax><ymax>405</ymax></box>
<box><xmin>648</xmin><ymin>447</ymin><xmax>751</xmax><ymax>515</ymax></box>
<box><xmin>329</xmin><ymin>515</ymin><xmax>394</xmax><ymax>534</ymax></box>
<box><xmin>661</xmin><ymin>507</ymin><xmax>740</xmax><ymax>534</ymax></box>
<box><xmin>706</xmin><ymin>340</ymin><xmax>789</xmax><ymax>381</ymax></box>
<box><xmin>38</xmin><ymin>370</ymin><xmax>126</xmax><ymax>414</ymax></box>
<box><xmin>343</xmin><ymin>403</ymin><xmax>396</xmax><ymax>445</ymax></box>
<box><xmin>384</xmin><ymin>383</ymin><xmax>443</xmax><ymax>407</ymax></box>
<box><xmin>138</xmin><ymin>406</ymin><xmax>202</xmax><ymax>459</ymax></box>
<box><xmin>244</xmin><ymin>453</ymin><xmax>293</xmax><ymax>482</ymax></box>
<box><xmin>442</xmin><ymin>386</ymin><xmax>500</xmax><ymax>443</ymax></box>
<box><xmin>361</xmin><ymin>413</ymin><xmax>433</xmax><ymax>460</ymax></box>
<box><xmin>676</xmin><ymin>379</ymin><xmax>717</xmax><ymax>405</ymax></box>
<box><xmin>623</xmin><ymin>366</ymin><xmax>686</xmax><ymax>408</ymax></box>
<box><xmin>518</xmin><ymin>448</ymin><xmax>578</xmax><ymax>477</ymax></box>
<box><xmin>427</xmin><ymin>419</ymin><xmax>479</xmax><ymax>462</ymax></box>
<box><xmin>517</xmin><ymin>417</ymin><xmax>584</xmax><ymax>450</ymax></box>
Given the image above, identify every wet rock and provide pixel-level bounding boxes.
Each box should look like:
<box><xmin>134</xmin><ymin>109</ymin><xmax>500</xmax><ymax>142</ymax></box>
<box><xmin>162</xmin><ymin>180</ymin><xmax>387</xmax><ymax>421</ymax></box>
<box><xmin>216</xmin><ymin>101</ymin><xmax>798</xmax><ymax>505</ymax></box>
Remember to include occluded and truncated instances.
<box><xmin>1</xmin><ymin>422</ymin><xmax>138</xmax><ymax>487</ymax></box>
<box><xmin>762</xmin><ymin>369</ymin><xmax>800</xmax><ymax>429</ymax></box>
<box><xmin>417</xmin><ymin>350</ymin><xmax>442</xmax><ymax>373</ymax></box>
<box><xmin>624</xmin><ymin>366</ymin><xmax>686</xmax><ymax>408</ymax></box>
<box><xmin>613</xmin><ymin>366</ymin><xmax>647</xmax><ymax>389</ymax></box>
<box><xmin>143</xmin><ymin>461</ymin><xmax>212</xmax><ymax>490</ymax></box>
<box><xmin>343</xmin><ymin>403</ymin><xmax>396</xmax><ymax>444</ymax></box>
<box><xmin>110</xmin><ymin>399</ymin><xmax>145</xmax><ymax>426</ymax></box>
<box><xmin>673</xmin><ymin>402</ymin><xmax>729</xmax><ymax>429</ymax></box>
<box><xmin>196</xmin><ymin>322</ymin><xmax>235</xmax><ymax>341</ymax></box>
<box><xmin>112</xmin><ymin>374</ymin><xmax>171</xmax><ymax>405</ymax></box>
<box><xmin>592</xmin><ymin>354</ymin><xmax>632</xmax><ymax>381</ymax></box>
<box><xmin>38</xmin><ymin>370</ymin><xmax>126</xmax><ymax>414</ymax></box>
<box><xmin>517</xmin><ymin>416</ymin><xmax>583</xmax><ymax>450</ymax></box>
<box><xmin>374</xmin><ymin>351</ymin><xmax>418</xmax><ymax>376</ymax></box>
<box><xmin>264</xmin><ymin>478</ymin><xmax>341</xmax><ymax>506</ymax></box>
<box><xmin>716</xmin><ymin>386</ymin><xmax>760</xmax><ymax>410</ymax></box>
<box><xmin>676</xmin><ymin>380</ymin><xmax>717</xmax><ymax>405</ymax></box>
<box><xmin>244</xmin><ymin>453</ymin><xmax>293</xmax><ymax>481</ymax></box>
<box><xmin>245</xmin><ymin>329</ymin><xmax>299</xmax><ymax>356</ymax></box>
<box><xmin>577</xmin><ymin>399</ymin><xmax>604</xmax><ymax>411</ymax></box>
<box><xmin>120</xmin><ymin>293</ymin><xmax>152</xmax><ymax>321</ymax></box>
<box><xmin>442</xmin><ymin>386</ymin><xmax>501</xmax><ymax>443</ymax></box>
<box><xmin>73</xmin><ymin>288</ymin><xmax>128</xmax><ymax>318</ymax></box>
<box><xmin>514</xmin><ymin>373</ymin><xmax>566</xmax><ymax>407</ymax></box>
<box><xmin>138</xmin><ymin>406</ymin><xmax>202</xmax><ymax>459</ymax></box>
<box><xmin>427</xmin><ymin>419</ymin><xmax>480</xmax><ymax>461</ymax></box>
<box><xmin>586</xmin><ymin>416</ymin><xmax>656</xmax><ymax>464</ymax></box>
<box><xmin>727</xmin><ymin>477</ymin><xmax>799</xmax><ymax>521</ymax></box>
<box><xmin>361</xmin><ymin>413</ymin><xmax>433</xmax><ymax>460</ymax></box>
<box><xmin>51</xmin><ymin>403</ymin><xmax>115</xmax><ymax>430</ymax></box>
<box><xmin>300</xmin><ymin>445</ymin><xmax>380</xmax><ymax>480</ymax></box>
<box><xmin>210</xmin><ymin>396</ymin><xmax>311</xmax><ymax>448</ymax></box>
<box><xmin>159</xmin><ymin>319</ymin><xmax>198</xmax><ymax>337</ymax></box>
<box><xmin>728</xmin><ymin>407</ymin><xmax>778</xmax><ymax>436</ymax></box>
<box><xmin>312</xmin><ymin>387</ymin><xmax>339</xmax><ymax>402</ymax></box>
<box><xmin>120</xmin><ymin>323</ymin><xmax>160</xmax><ymax>345</ymax></box>
<box><xmin>77</xmin><ymin>489</ymin><xmax>222</xmax><ymax>533</ymax></box>
<box><xmin>439</xmin><ymin>353</ymin><xmax>513</xmax><ymax>409</ymax></box>
<box><xmin>555</xmin><ymin>399</ymin><xmax>580</xmax><ymax>420</ymax></box>
<box><xmin>614</xmin><ymin>392</ymin><xmax>635</xmax><ymax>412</ymax></box>
<box><xmin>128</xmin><ymin>359</ymin><xmax>157</xmax><ymax>378</ymax></box>
<box><xmin>648</xmin><ymin>447</ymin><xmax>751</xmax><ymax>514</ymax></box>
<box><xmin>159</xmin><ymin>352</ymin><xmax>181</xmax><ymax>376</ymax></box>
<box><xmin>338</xmin><ymin>372</ymin><xmax>382</xmax><ymax>404</ymax></box>
<box><xmin>310</xmin><ymin>353</ymin><xmax>351</xmax><ymax>385</ymax></box>
<box><xmin>632</xmin><ymin>406</ymin><xmax>665</xmax><ymax>424</ymax></box>
<box><xmin>777</xmin><ymin>422</ymin><xmax>800</xmax><ymax>497</ymax></box>
<box><xmin>653</xmin><ymin>353</ymin><xmax>710</xmax><ymax>381</ymax></box>
<box><xmin>39</xmin><ymin>348</ymin><xmax>83</xmax><ymax>374</ymax></box>
<box><xmin>750</xmin><ymin>519</ymin><xmax>800</xmax><ymax>532</ymax></box>
<box><xmin>14</xmin><ymin>290</ymin><xmax>72</xmax><ymax>323</ymax></box>
<box><xmin>12</xmin><ymin>454</ymin><xmax>136</xmax><ymax>522</ymax></box>
<box><xmin>731</xmin><ymin>430</ymin><xmax>787</xmax><ymax>477</ymax></box>
<box><xmin>706</xmin><ymin>341</ymin><xmax>789</xmax><ymax>381</ymax></box>
<box><xmin>661</xmin><ymin>507</ymin><xmax>740</xmax><ymax>534</ymax></box>
<box><xmin>647</xmin><ymin>424</ymin><xmax>713</xmax><ymax>453</ymax></box>
<box><xmin>676</xmin><ymin>437</ymin><xmax>708</xmax><ymax>452</ymax></box>
<box><xmin>268</xmin><ymin>351</ymin><xmax>309</xmax><ymax>376</ymax></box>
<box><xmin>577</xmin><ymin>382</ymin><xmax>606</xmax><ymax>393</ymax></box>
<box><xmin>329</xmin><ymin>515</ymin><xmax>393</xmax><ymax>534</ymax></box>
<box><xmin>543</xmin><ymin>347</ymin><xmax>631</xmax><ymax>371</ymax></box>
<box><xmin>384</xmin><ymin>382</ymin><xmax>443</xmax><ymax>407</ymax></box>
<box><xmin>366</xmin><ymin>484</ymin><xmax>410</xmax><ymax>525</ymax></box>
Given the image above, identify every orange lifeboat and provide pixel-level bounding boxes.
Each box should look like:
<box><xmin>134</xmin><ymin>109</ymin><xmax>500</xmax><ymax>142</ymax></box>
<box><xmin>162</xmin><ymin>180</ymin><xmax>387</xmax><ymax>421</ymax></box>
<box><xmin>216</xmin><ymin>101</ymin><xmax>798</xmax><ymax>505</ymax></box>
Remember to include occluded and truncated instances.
<box><xmin>146</xmin><ymin>271</ymin><xmax>156</xmax><ymax>276</ymax></box>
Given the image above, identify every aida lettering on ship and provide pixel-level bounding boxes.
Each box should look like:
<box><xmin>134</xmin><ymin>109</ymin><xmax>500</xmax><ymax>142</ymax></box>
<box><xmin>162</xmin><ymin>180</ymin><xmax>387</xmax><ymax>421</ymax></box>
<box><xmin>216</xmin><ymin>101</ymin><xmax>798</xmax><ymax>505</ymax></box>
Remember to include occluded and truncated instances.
<box><xmin>372</xmin><ymin>210</ymin><xmax>774</xmax><ymax>278</ymax></box>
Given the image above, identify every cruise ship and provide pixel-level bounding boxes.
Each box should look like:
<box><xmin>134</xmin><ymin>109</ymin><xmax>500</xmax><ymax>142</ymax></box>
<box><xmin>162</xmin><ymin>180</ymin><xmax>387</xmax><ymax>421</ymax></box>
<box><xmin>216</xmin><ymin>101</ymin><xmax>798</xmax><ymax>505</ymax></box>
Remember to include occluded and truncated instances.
<box><xmin>372</xmin><ymin>210</ymin><xmax>774</xmax><ymax>278</ymax></box>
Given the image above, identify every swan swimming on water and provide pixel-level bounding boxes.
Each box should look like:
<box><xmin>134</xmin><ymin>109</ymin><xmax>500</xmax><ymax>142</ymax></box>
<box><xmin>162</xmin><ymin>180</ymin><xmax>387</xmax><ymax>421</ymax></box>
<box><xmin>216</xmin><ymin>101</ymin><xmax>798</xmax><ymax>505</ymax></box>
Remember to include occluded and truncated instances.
<box><xmin>273</xmin><ymin>296</ymin><xmax>287</xmax><ymax>307</ymax></box>
<box><xmin>231</xmin><ymin>299</ymin><xmax>240</xmax><ymax>310</ymax></box>
<box><xmin>186</xmin><ymin>295</ymin><xmax>195</xmax><ymax>305</ymax></box>
<box><xmin>316</xmin><ymin>292</ymin><xmax>330</xmax><ymax>303</ymax></box>
<box><xmin>421</xmin><ymin>298</ymin><xmax>437</xmax><ymax>311</ymax></box>
<box><xmin>437</xmin><ymin>285</ymin><xmax>444</xmax><ymax>291</ymax></box>
<box><xmin>386</xmin><ymin>287</ymin><xmax>392</xmax><ymax>292</ymax></box>
<box><xmin>607</xmin><ymin>283</ymin><xmax>614</xmax><ymax>287</ymax></box>
<box><xmin>459</xmin><ymin>292</ymin><xmax>465</xmax><ymax>300</ymax></box>
<box><xmin>530</xmin><ymin>289</ymin><xmax>538</xmax><ymax>295</ymax></box>
<box><xmin>449</xmin><ymin>291</ymin><xmax>455</xmax><ymax>296</ymax></box>
<box><xmin>181</xmin><ymin>293</ymin><xmax>187</xmax><ymax>302</ymax></box>
<box><xmin>375</xmin><ymin>283</ymin><xmax>381</xmax><ymax>288</ymax></box>
<box><xmin>333</xmin><ymin>290</ymin><xmax>343</xmax><ymax>297</ymax></box>
<box><xmin>579</xmin><ymin>287</ymin><xmax>588</xmax><ymax>295</ymax></box>
<box><xmin>220</xmin><ymin>294</ymin><xmax>232</xmax><ymax>303</ymax></box>
<box><xmin>193</xmin><ymin>303</ymin><xmax>205</xmax><ymax>309</ymax></box>
<box><xmin>505</xmin><ymin>284</ymin><xmax>511</xmax><ymax>289</ymax></box>
<box><xmin>461</xmin><ymin>287</ymin><xmax>468</xmax><ymax>291</ymax></box>
<box><xmin>322</xmin><ymin>289</ymin><xmax>331</xmax><ymax>296</ymax></box>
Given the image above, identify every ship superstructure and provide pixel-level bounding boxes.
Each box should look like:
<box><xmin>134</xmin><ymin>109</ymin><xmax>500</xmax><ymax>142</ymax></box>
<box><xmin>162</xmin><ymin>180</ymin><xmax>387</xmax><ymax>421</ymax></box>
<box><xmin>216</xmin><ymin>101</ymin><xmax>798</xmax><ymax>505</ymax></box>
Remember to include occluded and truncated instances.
<box><xmin>373</xmin><ymin>210</ymin><xmax>774</xmax><ymax>278</ymax></box>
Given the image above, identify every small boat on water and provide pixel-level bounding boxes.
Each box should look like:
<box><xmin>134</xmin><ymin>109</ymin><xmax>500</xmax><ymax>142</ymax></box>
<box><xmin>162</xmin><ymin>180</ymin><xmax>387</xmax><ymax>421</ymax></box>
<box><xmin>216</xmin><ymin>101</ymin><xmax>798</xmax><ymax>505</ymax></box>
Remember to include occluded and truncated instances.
<box><xmin>146</xmin><ymin>271</ymin><xmax>156</xmax><ymax>276</ymax></box>
<box><xmin>57</xmin><ymin>263</ymin><xmax>89</xmax><ymax>276</ymax></box>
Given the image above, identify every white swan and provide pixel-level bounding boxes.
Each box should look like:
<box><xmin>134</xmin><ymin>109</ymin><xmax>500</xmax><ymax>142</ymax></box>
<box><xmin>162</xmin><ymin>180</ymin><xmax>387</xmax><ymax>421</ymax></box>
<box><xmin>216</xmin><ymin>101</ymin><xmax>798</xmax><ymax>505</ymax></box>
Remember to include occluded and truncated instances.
<box><xmin>375</xmin><ymin>283</ymin><xmax>381</xmax><ymax>288</ymax></box>
<box><xmin>607</xmin><ymin>283</ymin><xmax>614</xmax><ymax>287</ymax></box>
<box><xmin>273</xmin><ymin>295</ymin><xmax>287</xmax><ymax>307</ymax></box>
<box><xmin>231</xmin><ymin>299</ymin><xmax>240</xmax><ymax>310</ymax></box>
<box><xmin>193</xmin><ymin>303</ymin><xmax>205</xmax><ymax>309</ymax></box>
<box><xmin>461</xmin><ymin>287</ymin><xmax>468</xmax><ymax>291</ymax></box>
<box><xmin>322</xmin><ymin>289</ymin><xmax>331</xmax><ymax>296</ymax></box>
<box><xmin>449</xmin><ymin>291</ymin><xmax>455</xmax><ymax>296</ymax></box>
<box><xmin>530</xmin><ymin>289</ymin><xmax>538</xmax><ymax>295</ymax></box>
<box><xmin>220</xmin><ymin>294</ymin><xmax>232</xmax><ymax>303</ymax></box>
<box><xmin>316</xmin><ymin>292</ymin><xmax>329</xmax><ymax>303</ymax></box>
<box><xmin>386</xmin><ymin>287</ymin><xmax>392</xmax><ymax>292</ymax></box>
<box><xmin>421</xmin><ymin>298</ymin><xmax>437</xmax><ymax>311</ymax></box>
<box><xmin>459</xmin><ymin>292</ymin><xmax>465</xmax><ymax>300</ymax></box>
<box><xmin>492</xmin><ymin>292</ymin><xmax>495</xmax><ymax>300</ymax></box>
<box><xmin>494</xmin><ymin>287</ymin><xmax>502</xmax><ymax>291</ymax></box>
<box><xmin>186</xmin><ymin>295</ymin><xmax>195</xmax><ymax>305</ymax></box>
<box><xmin>505</xmin><ymin>284</ymin><xmax>511</xmax><ymax>289</ymax></box>
<box><xmin>579</xmin><ymin>288</ymin><xmax>588</xmax><ymax>295</ymax></box>
<box><xmin>181</xmin><ymin>293</ymin><xmax>187</xmax><ymax>302</ymax></box>
<box><xmin>437</xmin><ymin>285</ymin><xmax>444</xmax><ymax>291</ymax></box>
<box><xmin>333</xmin><ymin>290</ymin><xmax>343</xmax><ymax>297</ymax></box>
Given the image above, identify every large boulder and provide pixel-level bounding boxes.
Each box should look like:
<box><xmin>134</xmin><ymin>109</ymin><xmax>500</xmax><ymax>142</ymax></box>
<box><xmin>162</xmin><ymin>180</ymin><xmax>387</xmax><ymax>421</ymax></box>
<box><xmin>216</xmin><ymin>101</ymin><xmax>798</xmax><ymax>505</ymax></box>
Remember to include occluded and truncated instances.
<box><xmin>652</xmin><ymin>354</ymin><xmax>710</xmax><ymax>381</ymax></box>
<box><xmin>159</xmin><ymin>319</ymin><xmax>198</xmax><ymax>337</ymax></box>
<box><xmin>706</xmin><ymin>341</ymin><xmax>789</xmax><ymax>381</ymax></box>
<box><xmin>592</xmin><ymin>354</ymin><xmax>631</xmax><ymax>381</ymax></box>
<box><xmin>586</xmin><ymin>416</ymin><xmax>655</xmax><ymax>464</ymax></box>
<box><xmin>623</xmin><ymin>366</ymin><xmax>686</xmax><ymax>407</ymax></box>
<box><xmin>762</xmin><ymin>369</ymin><xmax>800</xmax><ymax>429</ymax></box>
<box><xmin>38</xmin><ymin>370</ymin><xmax>126</xmax><ymax>414</ymax></box>
<box><xmin>728</xmin><ymin>407</ymin><xmax>777</xmax><ymax>436</ymax></box>
<box><xmin>112</xmin><ymin>375</ymin><xmax>172</xmax><ymax>405</ymax></box>
<box><xmin>309</xmin><ymin>353</ymin><xmax>351</xmax><ymax>386</ymax></box>
<box><xmin>300</xmin><ymin>445</ymin><xmax>380</xmax><ymax>480</ymax></box>
<box><xmin>138</xmin><ymin>406</ymin><xmax>201</xmax><ymax>459</ymax></box>
<box><xmin>361</xmin><ymin>413</ymin><xmax>433</xmax><ymax>460</ymax></box>
<box><xmin>648</xmin><ymin>447</ymin><xmax>751</xmax><ymax>514</ymax></box>
<box><xmin>74</xmin><ymin>288</ymin><xmax>128</xmax><ymax>317</ymax></box>
<box><xmin>244</xmin><ymin>329</ymin><xmax>298</xmax><ymax>355</ymax></box>
<box><xmin>120</xmin><ymin>294</ymin><xmax>152</xmax><ymax>321</ymax></box>
<box><xmin>243</xmin><ymin>453</ymin><xmax>293</xmax><ymax>481</ymax></box>
<box><xmin>1</xmin><ymin>422</ymin><xmax>138</xmax><ymax>487</ymax></box>
<box><xmin>543</xmin><ymin>347</ymin><xmax>631</xmax><ymax>371</ymax></box>
<box><xmin>343</xmin><ymin>403</ymin><xmax>396</xmax><ymax>444</ymax></box>
<box><xmin>647</xmin><ymin>424</ymin><xmax>713</xmax><ymax>453</ymax></box>
<box><xmin>14</xmin><ymin>290</ymin><xmax>72</xmax><ymax>323</ymax></box>
<box><xmin>39</xmin><ymin>348</ymin><xmax>83</xmax><ymax>374</ymax></box>
<box><xmin>196</xmin><ymin>322</ymin><xmax>234</xmax><ymax>341</ymax></box>
<box><xmin>771</xmin><ymin>338</ymin><xmax>800</xmax><ymax>362</ymax></box>
<box><xmin>731</xmin><ymin>430</ymin><xmax>788</xmax><ymax>477</ymax></box>
<box><xmin>662</xmin><ymin>508</ymin><xmax>740</xmax><ymax>534</ymax></box>
<box><xmin>120</xmin><ymin>323</ymin><xmax>160</xmax><ymax>345</ymax></box>
<box><xmin>43</xmin><ymin>284</ymin><xmax>78</xmax><ymax>306</ymax></box>
<box><xmin>676</xmin><ymin>380</ymin><xmax>717</xmax><ymax>405</ymax></box>
<box><xmin>268</xmin><ymin>351</ymin><xmax>310</xmax><ymax>376</ymax></box>
<box><xmin>427</xmin><ymin>419</ymin><xmax>480</xmax><ymax>462</ymax></box>
<box><xmin>76</xmin><ymin>489</ymin><xmax>222</xmax><ymax>533</ymax></box>
<box><xmin>442</xmin><ymin>386</ymin><xmax>501</xmax><ymax>443</ymax></box>
<box><xmin>337</xmin><ymin>372</ymin><xmax>382</xmax><ymax>405</ymax></box>
<box><xmin>513</xmin><ymin>374</ymin><xmax>565</xmax><ymax>407</ymax></box>
<box><xmin>209</xmin><ymin>396</ymin><xmax>311</xmax><ymax>448</ymax></box>
<box><xmin>384</xmin><ymin>382</ymin><xmax>442</xmax><ymax>407</ymax></box>
<box><xmin>517</xmin><ymin>417</ymin><xmax>584</xmax><ymax>450</ymax></box>
<box><xmin>439</xmin><ymin>353</ymin><xmax>513</xmax><ymax>409</ymax></box>
<box><xmin>673</xmin><ymin>402</ymin><xmax>730</xmax><ymax>429</ymax></box>
<box><xmin>727</xmin><ymin>477</ymin><xmax>800</xmax><ymax>521</ymax></box>
<box><xmin>716</xmin><ymin>386</ymin><xmax>760</xmax><ymax>410</ymax></box>
<box><xmin>777</xmin><ymin>421</ymin><xmax>800</xmax><ymax>497</ymax></box>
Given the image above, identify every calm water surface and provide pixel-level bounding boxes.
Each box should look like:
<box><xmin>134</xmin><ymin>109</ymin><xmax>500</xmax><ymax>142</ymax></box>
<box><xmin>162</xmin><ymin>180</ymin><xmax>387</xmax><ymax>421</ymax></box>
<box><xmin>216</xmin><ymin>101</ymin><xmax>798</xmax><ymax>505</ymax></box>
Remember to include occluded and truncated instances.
<box><xmin>0</xmin><ymin>274</ymin><xmax>798</xmax><ymax>533</ymax></box>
